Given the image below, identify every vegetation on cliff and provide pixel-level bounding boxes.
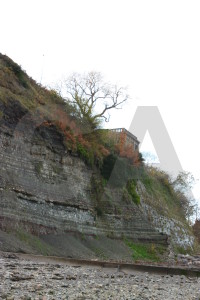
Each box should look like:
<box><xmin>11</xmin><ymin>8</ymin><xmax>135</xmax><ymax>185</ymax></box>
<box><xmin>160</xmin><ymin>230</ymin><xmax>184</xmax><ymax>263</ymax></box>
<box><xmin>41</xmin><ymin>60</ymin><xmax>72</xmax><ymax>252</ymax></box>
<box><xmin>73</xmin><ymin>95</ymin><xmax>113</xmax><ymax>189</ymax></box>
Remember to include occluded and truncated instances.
<box><xmin>0</xmin><ymin>54</ymin><xmax>197</xmax><ymax>219</ymax></box>
<box><xmin>0</xmin><ymin>53</ymin><xmax>198</xmax><ymax>256</ymax></box>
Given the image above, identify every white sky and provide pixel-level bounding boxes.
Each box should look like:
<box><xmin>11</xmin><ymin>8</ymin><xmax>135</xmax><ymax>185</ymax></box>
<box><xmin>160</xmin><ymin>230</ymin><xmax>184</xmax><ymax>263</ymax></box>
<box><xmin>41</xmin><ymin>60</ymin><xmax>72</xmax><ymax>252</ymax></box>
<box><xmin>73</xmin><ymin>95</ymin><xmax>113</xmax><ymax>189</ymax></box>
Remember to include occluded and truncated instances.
<box><xmin>1</xmin><ymin>0</ymin><xmax>200</xmax><ymax>203</ymax></box>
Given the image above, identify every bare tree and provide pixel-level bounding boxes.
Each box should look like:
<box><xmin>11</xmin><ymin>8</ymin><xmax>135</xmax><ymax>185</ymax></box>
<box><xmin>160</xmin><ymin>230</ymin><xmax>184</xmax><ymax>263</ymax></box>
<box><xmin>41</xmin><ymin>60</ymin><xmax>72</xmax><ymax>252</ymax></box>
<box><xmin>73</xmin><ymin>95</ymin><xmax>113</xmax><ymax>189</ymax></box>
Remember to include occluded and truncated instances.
<box><xmin>60</xmin><ymin>72</ymin><xmax>129</xmax><ymax>129</ymax></box>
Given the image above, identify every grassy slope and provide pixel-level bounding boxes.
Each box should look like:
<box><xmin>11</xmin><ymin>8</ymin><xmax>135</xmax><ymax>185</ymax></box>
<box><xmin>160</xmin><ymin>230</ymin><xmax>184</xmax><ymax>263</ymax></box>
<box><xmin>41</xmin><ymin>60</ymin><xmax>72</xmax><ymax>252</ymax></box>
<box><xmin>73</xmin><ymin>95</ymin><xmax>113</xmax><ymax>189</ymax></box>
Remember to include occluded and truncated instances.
<box><xmin>0</xmin><ymin>53</ymin><xmax>66</xmax><ymax>118</ymax></box>
<box><xmin>140</xmin><ymin>167</ymin><xmax>188</xmax><ymax>224</ymax></box>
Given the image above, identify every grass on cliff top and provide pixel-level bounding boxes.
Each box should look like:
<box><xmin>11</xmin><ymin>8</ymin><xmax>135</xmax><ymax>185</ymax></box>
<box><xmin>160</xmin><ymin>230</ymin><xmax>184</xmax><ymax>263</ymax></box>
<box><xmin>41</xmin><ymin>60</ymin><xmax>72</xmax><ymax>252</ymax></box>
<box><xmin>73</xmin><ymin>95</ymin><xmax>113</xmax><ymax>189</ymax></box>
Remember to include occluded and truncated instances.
<box><xmin>0</xmin><ymin>53</ymin><xmax>67</xmax><ymax>112</ymax></box>
<box><xmin>125</xmin><ymin>239</ymin><xmax>166</xmax><ymax>262</ymax></box>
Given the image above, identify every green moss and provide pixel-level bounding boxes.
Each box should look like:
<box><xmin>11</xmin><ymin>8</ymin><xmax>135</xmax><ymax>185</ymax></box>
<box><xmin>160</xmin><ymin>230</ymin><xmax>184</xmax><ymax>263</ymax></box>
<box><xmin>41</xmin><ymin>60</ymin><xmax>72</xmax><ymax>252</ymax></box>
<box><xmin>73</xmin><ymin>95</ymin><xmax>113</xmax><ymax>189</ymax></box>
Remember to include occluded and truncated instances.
<box><xmin>125</xmin><ymin>239</ymin><xmax>166</xmax><ymax>262</ymax></box>
<box><xmin>93</xmin><ymin>247</ymin><xmax>107</xmax><ymax>260</ymax></box>
<box><xmin>34</xmin><ymin>161</ymin><xmax>43</xmax><ymax>175</ymax></box>
<box><xmin>126</xmin><ymin>179</ymin><xmax>140</xmax><ymax>205</ymax></box>
<box><xmin>77</xmin><ymin>142</ymin><xmax>94</xmax><ymax>166</ymax></box>
<box><xmin>52</xmin><ymin>164</ymin><xmax>62</xmax><ymax>174</ymax></box>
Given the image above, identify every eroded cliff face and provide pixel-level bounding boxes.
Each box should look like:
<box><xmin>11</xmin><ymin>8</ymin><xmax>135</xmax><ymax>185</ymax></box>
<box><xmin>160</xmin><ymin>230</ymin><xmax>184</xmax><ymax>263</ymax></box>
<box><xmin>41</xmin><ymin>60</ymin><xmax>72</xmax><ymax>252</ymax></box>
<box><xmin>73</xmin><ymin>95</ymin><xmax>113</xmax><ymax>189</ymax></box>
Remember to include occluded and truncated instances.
<box><xmin>1</xmin><ymin>54</ymin><xmax>195</xmax><ymax>257</ymax></box>
<box><xmin>137</xmin><ymin>182</ymin><xmax>195</xmax><ymax>250</ymax></box>
<box><xmin>0</xmin><ymin>116</ymin><xmax>167</xmax><ymax>245</ymax></box>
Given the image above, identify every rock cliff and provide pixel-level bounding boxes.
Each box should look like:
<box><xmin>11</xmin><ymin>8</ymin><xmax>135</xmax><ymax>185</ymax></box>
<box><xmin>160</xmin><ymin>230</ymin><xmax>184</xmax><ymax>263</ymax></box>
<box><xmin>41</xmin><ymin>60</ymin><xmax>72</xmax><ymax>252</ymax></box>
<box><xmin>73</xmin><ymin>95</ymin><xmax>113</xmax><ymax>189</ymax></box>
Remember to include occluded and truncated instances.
<box><xmin>0</xmin><ymin>54</ymin><xmax>195</xmax><ymax>259</ymax></box>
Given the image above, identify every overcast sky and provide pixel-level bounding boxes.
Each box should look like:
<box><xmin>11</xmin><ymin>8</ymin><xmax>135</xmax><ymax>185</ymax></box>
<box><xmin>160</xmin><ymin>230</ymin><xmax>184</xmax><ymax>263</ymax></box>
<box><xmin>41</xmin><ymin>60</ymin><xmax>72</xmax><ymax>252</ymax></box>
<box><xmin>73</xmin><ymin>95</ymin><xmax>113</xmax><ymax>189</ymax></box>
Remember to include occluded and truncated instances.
<box><xmin>1</xmin><ymin>0</ymin><xmax>200</xmax><ymax>203</ymax></box>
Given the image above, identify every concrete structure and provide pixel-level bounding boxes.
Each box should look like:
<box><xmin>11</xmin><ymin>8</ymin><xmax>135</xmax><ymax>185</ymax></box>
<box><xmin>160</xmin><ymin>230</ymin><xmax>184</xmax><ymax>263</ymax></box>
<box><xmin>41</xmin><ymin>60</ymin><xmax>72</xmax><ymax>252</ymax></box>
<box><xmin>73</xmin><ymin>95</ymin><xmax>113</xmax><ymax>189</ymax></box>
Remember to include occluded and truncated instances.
<box><xmin>109</xmin><ymin>128</ymin><xmax>140</xmax><ymax>151</ymax></box>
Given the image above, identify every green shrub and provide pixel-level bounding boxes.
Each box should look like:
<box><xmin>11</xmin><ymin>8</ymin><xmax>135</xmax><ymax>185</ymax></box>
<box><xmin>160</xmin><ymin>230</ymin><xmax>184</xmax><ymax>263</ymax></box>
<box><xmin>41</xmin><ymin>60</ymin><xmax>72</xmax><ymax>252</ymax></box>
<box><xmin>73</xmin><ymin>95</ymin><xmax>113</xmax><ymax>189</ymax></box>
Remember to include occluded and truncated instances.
<box><xmin>126</xmin><ymin>179</ymin><xmax>140</xmax><ymax>205</ymax></box>
<box><xmin>142</xmin><ymin>175</ymin><xmax>153</xmax><ymax>191</ymax></box>
<box><xmin>77</xmin><ymin>142</ymin><xmax>94</xmax><ymax>166</ymax></box>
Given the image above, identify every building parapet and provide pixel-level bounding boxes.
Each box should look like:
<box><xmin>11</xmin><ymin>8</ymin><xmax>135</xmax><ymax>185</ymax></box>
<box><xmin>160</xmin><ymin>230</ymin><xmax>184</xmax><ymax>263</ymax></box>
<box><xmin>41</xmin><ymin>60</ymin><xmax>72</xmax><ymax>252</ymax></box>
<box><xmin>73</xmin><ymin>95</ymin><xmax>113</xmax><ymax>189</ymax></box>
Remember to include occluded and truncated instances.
<box><xmin>107</xmin><ymin>128</ymin><xmax>140</xmax><ymax>151</ymax></box>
